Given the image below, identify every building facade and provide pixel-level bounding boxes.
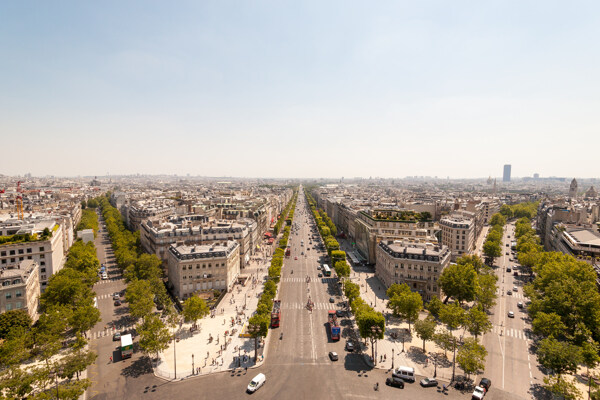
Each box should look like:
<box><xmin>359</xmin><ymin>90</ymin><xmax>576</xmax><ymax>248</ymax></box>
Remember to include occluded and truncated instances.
<box><xmin>376</xmin><ymin>241</ymin><xmax>451</xmax><ymax>301</ymax></box>
<box><xmin>0</xmin><ymin>260</ymin><xmax>40</xmax><ymax>320</ymax></box>
<box><xmin>167</xmin><ymin>241</ymin><xmax>240</xmax><ymax>300</ymax></box>
<box><xmin>439</xmin><ymin>211</ymin><xmax>476</xmax><ymax>262</ymax></box>
<box><xmin>503</xmin><ymin>164</ymin><xmax>511</xmax><ymax>182</ymax></box>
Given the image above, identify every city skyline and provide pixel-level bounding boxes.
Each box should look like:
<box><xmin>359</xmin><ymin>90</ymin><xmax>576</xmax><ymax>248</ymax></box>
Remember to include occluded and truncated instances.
<box><xmin>2</xmin><ymin>2</ymin><xmax>600</xmax><ymax>178</ymax></box>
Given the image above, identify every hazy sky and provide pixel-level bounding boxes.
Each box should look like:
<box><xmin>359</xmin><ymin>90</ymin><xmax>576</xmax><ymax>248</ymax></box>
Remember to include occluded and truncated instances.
<box><xmin>1</xmin><ymin>1</ymin><xmax>599</xmax><ymax>179</ymax></box>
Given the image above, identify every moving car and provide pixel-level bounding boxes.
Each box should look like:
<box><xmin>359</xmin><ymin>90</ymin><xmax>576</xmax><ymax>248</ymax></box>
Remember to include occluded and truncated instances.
<box><xmin>507</xmin><ymin>290</ymin><xmax>512</xmax><ymax>295</ymax></box>
<box><xmin>294</xmin><ymin>256</ymin><xmax>298</xmax><ymax>260</ymax></box>
<box><xmin>513</xmin><ymin>286</ymin><xmax>518</xmax><ymax>292</ymax></box>
<box><xmin>329</xmin><ymin>297</ymin><xmax>335</xmax><ymax>303</ymax></box>
<box><xmin>508</xmin><ymin>311</ymin><xmax>514</xmax><ymax>318</ymax></box>
<box><xmin>247</xmin><ymin>373</ymin><xmax>266</xmax><ymax>393</ymax></box>
<box><xmin>420</xmin><ymin>377</ymin><xmax>438</xmax><ymax>387</ymax></box>
<box><xmin>112</xmin><ymin>332</ymin><xmax>121</xmax><ymax>341</ymax></box>
<box><xmin>506</xmin><ymin>267</ymin><xmax>511</xmax><ymax>272</ymax></box>
<box><xmin>329</xmin><ymin>351</ymin><xmax>339</xmax><ymax>361</ymax></box>
<box><xmin>517</xmin><ymin>302</ymin><xmax>524</xmax><ymax>308</ymax></box>
<box><xmin>318</xmin><ymin>273</ymin><xmax>323</xmax><ymax>277</ymax></box>
<box><xmin>385</xmin><ymin>377</ymin><xmax>405</xmax><ymax>388</ymax></box>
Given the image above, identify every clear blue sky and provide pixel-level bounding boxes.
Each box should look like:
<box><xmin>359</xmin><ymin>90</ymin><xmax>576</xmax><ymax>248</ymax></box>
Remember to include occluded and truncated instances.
<box><xmin>1</xmin><ymin>1</ymin><xmax>599</xmax><ymax>179</ymax></box>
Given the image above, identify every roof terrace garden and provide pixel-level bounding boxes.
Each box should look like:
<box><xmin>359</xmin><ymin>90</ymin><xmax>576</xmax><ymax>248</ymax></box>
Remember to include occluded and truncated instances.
<box><xmin>0</xmin><ymin>228</ymin><xmax>53</xmax><ymax>246</ymax></box>
<box><xmin>361</xmin><ymin>210</ymin><xmax>432</xmax><ymax>223</ymax></box>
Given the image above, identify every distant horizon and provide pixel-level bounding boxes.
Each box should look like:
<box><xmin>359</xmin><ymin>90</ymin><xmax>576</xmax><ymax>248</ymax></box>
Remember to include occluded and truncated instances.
<box><xmin>2</xmin><ymin>172</ymin><xmax>597</xmax><ymax>181</ymax></box>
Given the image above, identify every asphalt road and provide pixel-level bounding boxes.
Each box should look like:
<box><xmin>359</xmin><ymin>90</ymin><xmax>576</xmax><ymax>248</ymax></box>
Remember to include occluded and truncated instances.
<box><xmin>481</xmin><ymin>222</ymin><xmax>546</xmax><ymax>399</ymax></box>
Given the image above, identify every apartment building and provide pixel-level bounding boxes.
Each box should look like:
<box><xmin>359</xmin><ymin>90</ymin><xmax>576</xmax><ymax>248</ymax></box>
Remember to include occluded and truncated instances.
<box><xmin>141</xmin><ymin>216</ymin><xmax>253</xmax><ymax>269</ymax></box>
<box><xmin>439</xmin><ymin>211</ymin><xmax>477</xmax><ymax>262</ymax></box>
<box><xmin>0</xmin><ymin>260</ymin><xmax>40</xmax><ymax>320</ymax></box>
<box><xmin>376</xmin><ymin>240</ymin><xmax>451</xmax><ymax>301</ymax></box>
<box><xmin>0</xmin><ymin>219</ymin><xmax>66</xmax><ymax>291</ymax></box>
<box><xmin>128</xmin><ymin>200</ymin><xmax>176</xmax><ymax>231</ymax></box>
<box><xmin>167</xmin><ymin>241</ymin><xmax>240</xmax><ymax>300</ymax></box>
<box><xmin>354</xmin><ymin>209</ymin><xmax>438</xmax><ymax>265</ymax></box>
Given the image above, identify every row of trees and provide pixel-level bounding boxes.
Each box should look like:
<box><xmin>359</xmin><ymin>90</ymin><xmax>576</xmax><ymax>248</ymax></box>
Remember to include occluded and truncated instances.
<box><xmin>515</xmin><ymin>217</ymin><xmax>600</xmax><ymax>399</ymax></box>
<box><xmin>80</xmin><ymin>198</ymin><xmax>99</xmax><ymax>210</ymax></box>
<box><xmin>0</xmin><ymin>233</ymin><xmax>103</xmax><ymax>398</ymax></box>
<box><xmin>273</xmin><ymin>190</ymin><xmax>297</xmax><ymax>235</ymax></box>
<box><xmin>98</xmin><ymin>195</ymin><xmax>175</xmax><ymax>358</ymax></box>
<box><xmin>76</xmin><ymin>209</ymin><xmax>99</xmax><ymax>237</ymax></box>
<box><xmin>499</xmin><ymin>201</ymin><xmax>539</xmax><ymax>220</ymax></box>
<box><xmin>482</xmin><ymin>213</ymin><xmax>507</xmax><ymax>266</ymax></box>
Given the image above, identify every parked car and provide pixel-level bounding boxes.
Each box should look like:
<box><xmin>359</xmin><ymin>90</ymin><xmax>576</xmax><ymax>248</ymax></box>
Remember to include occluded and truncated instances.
<box><xmin>472</xmin><ymin>386</ymin><xmax>486</xmax><ymax>400</ymax></box>
<box><xmin>114</xmin><ymin>300</ymin><xmax>121</xmax><ymax>306</ymax></box>
<box><xmin>513</xmin><ymin>286</ymin><xmax>518</xmax><ymax>292</ymax></box>
<box><xmin>385</xmin><ymin>377</ymin><xmax>405</xmax><ymax>388</ymax></box>
<box><xmin>479</xmin><ymin>378</ymin><xmax>492</xmax><ymax>391</ymax></box>
<box><xmin>318</xmin><ymin>273</ymin><xmax>323</xmax><ymax>277</ymax></box>
<box><xmin>102</xmin><ymin>273</ymin><xmax>108</xmax><ymax>280</ymax></box>
<box><xmin>112</xmin><ymin>332</ymin><xmax>121</xmax><ymax>341</ymax></box>
<box><xmin>345</xmin><ymin>341</ymin><xmax>354</xmax><ymax>352</ymax></box>
<box><xmin>508</xmin><ymin>311</ymin><xmax>515</xmax><ymax>318</ymax></box>
<box><xmin>336</xmin><ymin>310</ymin><xmax>344</xmax><ymax>317</ymax></box>
<box><xmin>328</xmin><ymin>351</ymin><xmax>339</xmax><ymax>361</ymax></box>
<box><xmin>420</xmin><ymin>377</ymin><xmax>438</xmax><ymax>387</ymax></box>
<box><xmin>329</xmin><ymin>297</ymin><xmax>335</xmax><ymax>303</ymax></box>
<box><xmin>113</xmin><ymin>293</ymin><xmax>120</xmax><ymax>300</ymax></box>
<box><xmin>517</xmin><ymin>302</ymin><xmax>524</xmax><ymax>308</ymax></box>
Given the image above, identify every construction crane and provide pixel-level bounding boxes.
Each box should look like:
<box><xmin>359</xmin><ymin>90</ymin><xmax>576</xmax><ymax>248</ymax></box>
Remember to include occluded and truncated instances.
<box><xmin>16</xmin><ymin>181</ymin><xmax>24</xmax><ymax>220</ymax></box>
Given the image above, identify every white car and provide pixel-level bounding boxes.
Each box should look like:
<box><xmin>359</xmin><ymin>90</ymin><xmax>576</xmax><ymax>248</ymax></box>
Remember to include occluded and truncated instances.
<box><xmin>508</xmin><ymin>311</ymin><xmax>515</xmax><ymax>318</ymax></box>
<box><xmin>102</xmin><ymin>273</ymin><xmax>108</xmax><ymax>280</ymax></box>
<box><xmin>247</xmin><ymin>373</ymin><xmax>266</xmax><ymax>393</ymax></box>
<box><xmin>472</xmin><ymin>385</ymin><xmax>486</xmax><ymax>399</ymax></box>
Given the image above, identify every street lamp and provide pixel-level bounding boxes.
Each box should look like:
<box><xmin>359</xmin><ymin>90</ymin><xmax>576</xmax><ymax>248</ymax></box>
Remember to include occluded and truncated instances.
<box><xmin>238</xmin><ymin>345</ymin><xmax>242</xmax><ymax>368</ymax></box>
<box><xmin>248</xmin><ymin>324</ymin><xmax>260</xmax><ymax>363</ymax></box>
<box><xmin>192</xmin><ymin>354</ymin><xmax>195</xmax><ymax>375</ymax></box>
<box><xmin>370</xmin><ymin>325</ymin><xmax>382</xmax><ymax>366</ymax></box>
<box><xmin>173</xmin><ymin>334</ymin><xmax>177</xmax><ymax>380</ymax></box>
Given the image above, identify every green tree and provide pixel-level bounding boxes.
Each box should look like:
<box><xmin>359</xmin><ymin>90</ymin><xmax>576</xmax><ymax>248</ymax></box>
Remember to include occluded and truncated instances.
<box><xmin>456</xmin><ymin>254</ymin><xmax>484</xmax><ymax>273</ymax></box>
<box><xmin>334</xmin><ymin>260</ymin><xmax>350</xmax><ymax>278</ymax></box>
<box><xmin>414</xmin><ymin>316</ymin><xmax>437</xmax><ymax>352</ymax></box>
<box><xmin>138</xmin><ymin>314</ymin><xmax>171</xmax><ymax>359</ymax></box>
<box><xmin>248</xmin><ymin>313</ymin><xmax>270</xmax><ymax>362</ymax></box>
<box><xmin>483</xmin><ymin>240</ymin><xmax>502</xmax><ymax>266</ymax></box>
<box><xmin>465</xmin><ymin>305</ymin><xmax>492</xmax><ymax>339</ymax></box>
<box><xmin>489</xmin><ymin>213</ymin><xmax>507</xmax><ymax>227</ymax></box>
<box><xmin>182</xmin><ymin>296</ymin><xmax>210</xmax><ymax>327</ymax></box>
<box><xmin>537</xmin><ymin>338</ymin><xmax>582</xmax><ymax>381</ymax></box>
<box><xmin>40</xmin><ymin>269</ymin><xmax>95</xmax><ymax>311</ymax></box>
<box><xmin>439</xmin><ymin>263</ymin><xmax>477</xmax><ymax>304</ymax></box>
<box><xmin>581</xmin><ymin>341</ymin><xmax>600</xmax><ymax>400</ymax></box>
<box><xmin>456</xmin><ymin>337</ymin><xmax>488</xmax><ymax>379</ymax></box>
<box><xmin>388</xmin><ymin>289</ymin><xmax>423</xmax><ymax>330</ymax></box>
<box><xmin>543</xmin><ymin>376</ymin><xmax>582</xmax><ymax>400</ymax></box>
<box><xmin>356</xmin><ymin>310</ymin><xmax>385</xmax><ymax>364</ymax></box>
<box><xmin>426</xmin><ymin>296</ymin><xmax>444</xmax><ymax>319</ymax></box>
<box><xmin>126</xmin><ymin>279</ymin><xmax>155</xmax><ymax>322</ymax></box>
<box><xmin>475</xmin><ymin>271</ymin><xmax>498</xmax><ymax>311</ymax></box>
<box><xmin>433</xmin><ymin>329</ymin><xmax>454</xmax><ymax>358</ymax></box>
<box><xmin>439</xmin><ymin>302</ymin><xmax>466</xmax><ymax>381</ymax></box>
<box><xmin>0</xmin><ymin>309</ymin><xmax>32</xmax><ymax>339</ymax></box>
<box><xmin>70</xmin><ymin>302</ymin><xmax>101</xmax><ymax>334</ymax></box>
<box><xmin>386</xmin><ymin>283</ymin><xmax>411</xmax><ymax>299</ymax></box>
<box><xmin>532</xmin><ymin>312</ymin><xmax>567</xmax><ymax>339</ymax></box>
<box><xmin>344</xmin><ymin>281</ymin><xmax>361</xmax><ymax>305</ymax></box>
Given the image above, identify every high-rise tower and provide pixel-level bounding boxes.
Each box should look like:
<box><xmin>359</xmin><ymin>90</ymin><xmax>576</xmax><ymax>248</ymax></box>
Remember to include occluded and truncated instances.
<box><xmin>503</xmin><ymin>165</ymin><xmax>511</xmax><ymax>182</ymax></box>
<box><xmin>569</xmin><ymin>178</ymin><xmax>578</xmax><ymax>199</ymax></box>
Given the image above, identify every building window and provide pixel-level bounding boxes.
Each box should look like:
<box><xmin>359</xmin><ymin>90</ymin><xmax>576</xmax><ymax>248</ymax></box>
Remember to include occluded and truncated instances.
<box><xmin>27</xmin><ymin>256</ymin><xmax>32</xmax><ymax>260</ymax></box>
<box><xmin>40</xmin><ymin>254</ymin><xmax>45</xmax><ymax>259</ymax></box>
<box><xmin>15</xmin><ymin>290</ymin><xmax>22</xmax><ymax>298</ymax></box>
<box><xmin>6</xmin><ymin>303</ymin><xmax>12</xmax><ymax>311</ymax></box>
<box><xmin>18</xmin><ymin>249</ymin><xmax>24</xmax><ymax>255</ymax></box>
<box><xmin>9</xmin><ymin>250</ymin><xmax>15</xmax><ymax>256</ymax></box>
<box><xmin>41</xmin><ymin>268</ymin><xmax>46</xmax><ymax>273</ymax></box>
<box><xmin>0</xmin><ymin>251</ymin><xmax>5</xmax><ymax>256</ymax></box>
<box><xmin>40</xmin><ymin>261</ymin><xmax>45</xmax><ymax>265</ymax></box>
<box><xmin>39</xmin><ymin>247</ymin><xmax>45</xmax><ymax>251</ymax></box>
<box><xmin>27</xmin><ymin>248</ymin><xmax>32</xmax><ymax>253</ymax></box>
<box><xmin>1</xmin><ymin>259</ymin><xmax>5</xmax><ymax>264</ymax></box>
<box><xmin>5</xmin><ymin>293</ymin><xmax>12</xmax><ymax>299</ymax></box>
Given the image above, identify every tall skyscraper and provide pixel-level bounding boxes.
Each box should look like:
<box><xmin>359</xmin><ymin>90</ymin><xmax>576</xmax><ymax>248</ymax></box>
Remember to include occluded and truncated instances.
<box><xmin>569</xmin><ymin>178</ymin><xmax>578</xmax><ymax>199</ymax></box>
<box><xmin>503</xmin><ymin>165</ymin><xmax>511</xmax><ymax>182</ymax></box>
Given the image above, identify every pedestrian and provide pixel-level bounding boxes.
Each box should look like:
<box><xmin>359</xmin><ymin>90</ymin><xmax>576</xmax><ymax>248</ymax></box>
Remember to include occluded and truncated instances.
<box><xmin>443</xmin><ymin>384</ymin><xmax>446</xmax><ymax>392</ymax></box>
<box><xmin>109</xmin><ymin>355</ymin><xmax>112</xmax><ymax>363</ymax></box>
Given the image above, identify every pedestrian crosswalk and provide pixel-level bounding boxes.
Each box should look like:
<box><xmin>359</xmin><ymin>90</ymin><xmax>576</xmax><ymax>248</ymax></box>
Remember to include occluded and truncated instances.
<box><xmin>281</xmin><ymin>302</ymin><xmax>337</xmax><ymax>310</ymax></box>
<box><xmin>490</xmin><ymin>325</ymin><xmax>530</xmax><ymax>340</ymax></box>
<box><xmin>496</xmin><ymin>289</ymin><xmax>526</xmax><ymax>300</ymax></box>
<box><xmin>95</xmin><ymin>277</ymin><xmax>124</xmax><ymax>285</ymax></box>
<box><xmin>281</xmin><ymin>277</ymin><xmax>337</xmax><ymax>284</ymax></box>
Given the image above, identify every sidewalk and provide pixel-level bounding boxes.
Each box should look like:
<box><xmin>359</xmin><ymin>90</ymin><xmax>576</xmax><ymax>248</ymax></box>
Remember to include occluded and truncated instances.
<box><xmin>337</xmin><ymin>236</ymin><xmax>460</xmax><ymax>383</ymax></box>
<box><xmin>153</xmin><ymin>254</ymin><xmax>272</xmax><ymax>380</ymax></box>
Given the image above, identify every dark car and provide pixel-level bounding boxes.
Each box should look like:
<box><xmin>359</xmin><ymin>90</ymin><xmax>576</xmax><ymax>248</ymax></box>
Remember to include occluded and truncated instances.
<box><xmin>513</xmin><ymin>271</ymin><xmax>519</xmax><ymax>277</ymax></box>
<box><xmin>479</xmin><ymin>378</ymin><xmax>492</xmax><ymax>391</ymax></box>
<box><xmin>318</xmin><ymin>273</ymin><xmax>323</xmax><ymax>277</ymax></box>
<box><xmin>420</xmin><ymin>378</ymin><xmax>438</xmax><ymax>387</ymax></box>
<box><xmin>336</xmin><ymin>310</ymin><xmax>344</xmax><ymax>318</ymax></box>
<box><xmin>114</xmin><ymin>300</ymin><xmax>122</xmax><ymax>306</ymax></box>
<box><xmin>329</xmin><ymin>297</ymin><xmax>335</xmax><ymax>303</ymax></box>
<box><xmin>112</xmin><ymin>332</ymin><xmax>121</xmax><ymax>341</ymax></box>
<box><xmin>506</xmin><ymin>267</ymin><xmax>511</xmax><ymax>272</ymax></box>
<box><xmin>385</xmin><ymin>377</ymin><xmax>405</xmax><ymax>388</ymax></box>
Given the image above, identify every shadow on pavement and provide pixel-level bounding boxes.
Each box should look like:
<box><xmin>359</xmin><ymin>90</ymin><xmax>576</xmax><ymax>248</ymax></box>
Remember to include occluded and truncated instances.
<box><xmin>121</xmin><ymin>355</ymin><xmax>154</xmax><ymax>378</ymax></box>
<box><xmin>344</xmin><ymin>353</ymin><xmax>371</xmax><ymax>373</ymax></box>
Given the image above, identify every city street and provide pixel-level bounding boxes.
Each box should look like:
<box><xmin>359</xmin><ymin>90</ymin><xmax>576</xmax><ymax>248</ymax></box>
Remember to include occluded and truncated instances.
<box><xmin>481</xmin><ymin>222</ymin><xmax>545</xmax><ymax>399</ymax></box>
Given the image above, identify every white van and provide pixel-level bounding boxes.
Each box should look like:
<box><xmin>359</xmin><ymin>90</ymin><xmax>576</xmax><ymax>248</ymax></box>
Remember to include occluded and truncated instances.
<box><xmin>392</xmin><ymin>366</ymin><xmax>415</xmax><ymax>382</ymax></box>
<box><xmin>247</xmin><ymin>373</ymin><xmax>266</xmax><ymax>393</ymax></box>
